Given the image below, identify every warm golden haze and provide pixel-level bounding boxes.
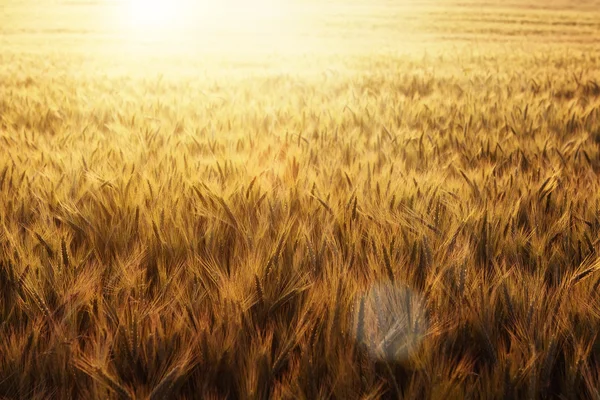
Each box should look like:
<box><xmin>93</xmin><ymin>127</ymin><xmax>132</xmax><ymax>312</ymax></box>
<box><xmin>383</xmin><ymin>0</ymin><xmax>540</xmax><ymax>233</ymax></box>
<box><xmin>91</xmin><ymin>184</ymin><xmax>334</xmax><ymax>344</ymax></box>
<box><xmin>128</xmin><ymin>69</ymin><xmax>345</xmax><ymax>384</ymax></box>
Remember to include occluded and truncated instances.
<box><xmin>118</xmin><ymin>0</ymin><xmax>289</xmax><ymax>32</ymax></box>
<box><xmin>111</xmin><ymin>0</ymin><xmax>301</xmax><ymax>50</ymax></box>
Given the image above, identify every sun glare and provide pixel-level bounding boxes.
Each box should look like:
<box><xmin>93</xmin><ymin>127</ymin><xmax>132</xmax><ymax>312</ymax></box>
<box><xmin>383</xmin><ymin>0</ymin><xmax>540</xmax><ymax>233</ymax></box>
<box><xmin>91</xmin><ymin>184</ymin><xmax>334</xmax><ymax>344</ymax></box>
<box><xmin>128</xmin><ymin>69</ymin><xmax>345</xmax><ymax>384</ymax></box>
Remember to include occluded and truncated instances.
<box><xmin>117</xmin><ymin>0</ymin><xmax>293</xmax><ymax>42</ymax></box>
<box><xmin>127</xmin><ymin>0</ymin><xmax>179</xmax><ymax>30</ymax></box>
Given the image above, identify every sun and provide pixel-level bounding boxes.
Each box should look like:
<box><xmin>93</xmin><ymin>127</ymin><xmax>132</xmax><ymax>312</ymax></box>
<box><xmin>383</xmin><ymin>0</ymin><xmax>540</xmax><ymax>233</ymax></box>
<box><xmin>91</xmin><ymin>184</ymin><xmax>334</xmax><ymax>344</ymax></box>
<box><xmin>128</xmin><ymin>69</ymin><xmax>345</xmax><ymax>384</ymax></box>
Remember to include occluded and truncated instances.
<box><xmin>127</xmin><ymin>0</ymin><xmax>176</xmax><ymax>29</ymax></box>
<box><xmin>117</xmin><ymin>0</ymin><xmax>291</xmax><ymax>37</ymax></box>
<box><xmin>122</xmin><ymin>0</ymin><xmax>186</xmax><ymax>32</ymax></box>
<box><xmin>110</xmin><ymin>0</ymin><xmax>303</xmax><ymax>53</ymax></box>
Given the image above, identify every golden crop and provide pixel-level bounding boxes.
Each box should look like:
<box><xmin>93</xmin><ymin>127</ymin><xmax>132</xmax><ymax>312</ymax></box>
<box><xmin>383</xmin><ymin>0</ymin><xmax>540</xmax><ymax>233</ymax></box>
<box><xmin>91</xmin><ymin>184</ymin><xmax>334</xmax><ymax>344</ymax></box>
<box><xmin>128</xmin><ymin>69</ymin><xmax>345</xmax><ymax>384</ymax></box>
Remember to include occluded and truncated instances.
<box><xmin>1</xmin><ymin>0</ymin><xmax>599</xmax><ymax>398</ymax></box>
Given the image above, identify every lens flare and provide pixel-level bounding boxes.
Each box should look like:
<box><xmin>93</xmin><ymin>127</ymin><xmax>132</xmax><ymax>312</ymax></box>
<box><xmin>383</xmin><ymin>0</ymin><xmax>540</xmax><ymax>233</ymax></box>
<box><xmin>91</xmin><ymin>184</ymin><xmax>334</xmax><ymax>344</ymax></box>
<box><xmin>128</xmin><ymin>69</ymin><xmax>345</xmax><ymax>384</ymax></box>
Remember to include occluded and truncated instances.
<box><xmin>352</xmin><ymin>283</ymin><xmax>427</xmax><ymax>362</ymax></box>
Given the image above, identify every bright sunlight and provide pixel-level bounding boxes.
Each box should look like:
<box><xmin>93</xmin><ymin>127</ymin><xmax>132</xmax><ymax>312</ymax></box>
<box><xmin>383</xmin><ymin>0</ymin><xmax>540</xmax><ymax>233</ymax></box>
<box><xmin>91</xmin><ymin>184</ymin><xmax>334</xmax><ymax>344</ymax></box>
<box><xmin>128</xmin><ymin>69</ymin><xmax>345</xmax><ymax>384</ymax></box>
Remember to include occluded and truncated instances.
<box><xmin>118</xmin><ymin>0</ymin><xmax>292</xmax><ymax>36</ymax></box>
<box><xmin>109</xmin><ymin>0</ymin><xmax>301</xmax><ymax>52</ymax></box>
<box><xmin>126</xmin><ymin>0</ymin><xmax>180</xmax><ymax>30</ymax></box>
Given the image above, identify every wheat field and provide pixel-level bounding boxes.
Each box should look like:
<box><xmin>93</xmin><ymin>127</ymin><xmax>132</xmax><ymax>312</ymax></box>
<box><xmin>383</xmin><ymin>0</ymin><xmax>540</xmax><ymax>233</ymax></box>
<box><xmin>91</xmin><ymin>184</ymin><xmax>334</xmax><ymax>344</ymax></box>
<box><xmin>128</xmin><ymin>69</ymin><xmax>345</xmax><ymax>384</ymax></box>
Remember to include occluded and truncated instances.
<box><xmin>1</xmin><ymin>0</ymin><xmax>600</xmax><ymax>398</ymax></box>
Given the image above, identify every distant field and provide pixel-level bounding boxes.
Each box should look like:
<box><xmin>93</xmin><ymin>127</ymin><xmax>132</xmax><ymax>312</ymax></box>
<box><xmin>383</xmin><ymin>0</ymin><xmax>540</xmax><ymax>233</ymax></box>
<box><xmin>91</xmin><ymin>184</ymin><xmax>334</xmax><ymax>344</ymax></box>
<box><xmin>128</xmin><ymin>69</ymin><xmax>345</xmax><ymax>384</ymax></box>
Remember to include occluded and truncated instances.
<box><xmin>1</xmin><ymin>0</ymin><xmax>600</xmax><ymax>398</ymax></box>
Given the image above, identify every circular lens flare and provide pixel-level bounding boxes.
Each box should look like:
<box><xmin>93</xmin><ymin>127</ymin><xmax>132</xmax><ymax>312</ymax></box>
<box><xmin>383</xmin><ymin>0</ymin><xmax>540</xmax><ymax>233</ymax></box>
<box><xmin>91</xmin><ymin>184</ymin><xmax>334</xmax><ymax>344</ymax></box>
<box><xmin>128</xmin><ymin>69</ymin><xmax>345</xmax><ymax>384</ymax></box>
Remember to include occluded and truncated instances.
<box><xmin>352</xmin><ymin>283</ymin><xmax>428</xmax><ymax>363</ymax></box>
